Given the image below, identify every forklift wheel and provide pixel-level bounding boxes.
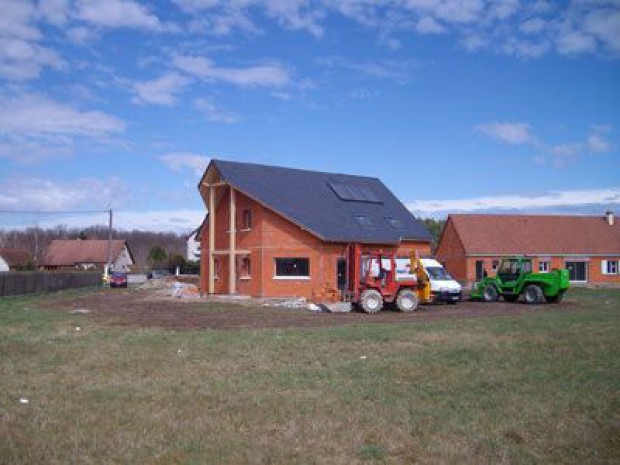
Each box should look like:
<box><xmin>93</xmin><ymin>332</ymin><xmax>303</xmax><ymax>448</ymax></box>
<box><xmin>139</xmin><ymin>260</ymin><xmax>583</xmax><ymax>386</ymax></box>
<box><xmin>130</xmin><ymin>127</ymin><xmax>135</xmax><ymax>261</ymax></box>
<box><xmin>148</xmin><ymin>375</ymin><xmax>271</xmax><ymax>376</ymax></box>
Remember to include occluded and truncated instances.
<box><xmin>360</xmin><ymin>289</ymin><xmax>383</xmax><ymax>313</ymax></box>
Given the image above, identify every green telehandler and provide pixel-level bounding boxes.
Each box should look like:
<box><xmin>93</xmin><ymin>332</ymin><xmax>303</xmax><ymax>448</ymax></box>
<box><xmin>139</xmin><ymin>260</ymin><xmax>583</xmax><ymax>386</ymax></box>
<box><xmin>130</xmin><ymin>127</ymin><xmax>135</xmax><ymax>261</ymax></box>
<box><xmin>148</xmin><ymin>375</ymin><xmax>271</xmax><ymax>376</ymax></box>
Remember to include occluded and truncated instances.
<box><xmin>471</xmin><ymin>256</ymin><xmax>569</xmax><ymax>304</ymax></box>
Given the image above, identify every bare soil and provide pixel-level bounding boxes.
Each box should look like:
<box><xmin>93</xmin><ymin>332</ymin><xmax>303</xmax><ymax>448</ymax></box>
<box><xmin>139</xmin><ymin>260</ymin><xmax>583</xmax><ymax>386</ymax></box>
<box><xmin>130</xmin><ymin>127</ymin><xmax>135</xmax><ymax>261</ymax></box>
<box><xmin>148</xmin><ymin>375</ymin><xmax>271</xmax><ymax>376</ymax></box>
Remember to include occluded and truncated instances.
<box><xmin>42</xmin><ymin>288</ymin><xmax>578</xmax><ymax>330</ymax></box>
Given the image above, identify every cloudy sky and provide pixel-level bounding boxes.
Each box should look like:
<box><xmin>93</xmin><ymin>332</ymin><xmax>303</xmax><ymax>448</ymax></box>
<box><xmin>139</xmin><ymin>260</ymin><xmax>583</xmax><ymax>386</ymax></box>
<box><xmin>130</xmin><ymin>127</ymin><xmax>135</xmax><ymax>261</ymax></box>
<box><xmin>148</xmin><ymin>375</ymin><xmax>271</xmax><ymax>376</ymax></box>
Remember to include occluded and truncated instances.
<box><xmin>0</xmin><ymin>0</ymin><xmax>619</xmax><ymax>232</ymax></box>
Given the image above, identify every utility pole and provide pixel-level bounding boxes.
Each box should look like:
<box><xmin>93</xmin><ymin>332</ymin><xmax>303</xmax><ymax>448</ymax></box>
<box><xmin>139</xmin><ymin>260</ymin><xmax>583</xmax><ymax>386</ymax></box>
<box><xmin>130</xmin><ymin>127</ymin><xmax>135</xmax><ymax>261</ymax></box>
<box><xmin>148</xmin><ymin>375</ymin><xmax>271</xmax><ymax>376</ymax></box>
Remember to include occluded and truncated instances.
<box><xmin>106</xmin><ymin>209</ymin><xmax>113</xmax><ymax>277</ymax></box>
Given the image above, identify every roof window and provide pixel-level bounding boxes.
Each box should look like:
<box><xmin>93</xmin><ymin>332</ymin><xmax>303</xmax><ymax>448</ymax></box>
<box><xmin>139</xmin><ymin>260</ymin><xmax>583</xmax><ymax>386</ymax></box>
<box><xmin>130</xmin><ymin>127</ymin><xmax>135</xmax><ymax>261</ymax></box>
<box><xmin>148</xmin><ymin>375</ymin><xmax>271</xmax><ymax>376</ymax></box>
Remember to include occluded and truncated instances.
<box><xmin>353</xmin><ymin>215</ymin><xmax>374</xmax><ymax>227</ymax></box>
<box><xmin>385</xmin><ymin>217</ymin><xmax>404</xmax><ymax>229</ymax></box>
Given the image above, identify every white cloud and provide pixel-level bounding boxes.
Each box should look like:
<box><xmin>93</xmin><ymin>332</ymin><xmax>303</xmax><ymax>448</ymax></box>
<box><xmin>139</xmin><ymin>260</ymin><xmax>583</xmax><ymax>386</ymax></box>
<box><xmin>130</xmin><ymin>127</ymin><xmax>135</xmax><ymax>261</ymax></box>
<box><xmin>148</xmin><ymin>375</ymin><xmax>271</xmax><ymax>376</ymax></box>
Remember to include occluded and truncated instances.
<box><xmin>75</xmin><ymin>0</ymin><xmax>163</xmax><ymax>30</ymax></box>
<box><xmin>415</xmin><ymin>17</ymin><xmax>446</xmax><ymax>34</ymax></box>
<box><xmin>407</xmin><ymin>187</ymin><xmax>620</xmax><ymax>215</ymax></box>
<box><xmin>132</xmin><ymin>73</ymin><xmax>190</xmax><ymax>105</ymax></box>
<box><xmin>476</xmin><ymin>122</ymin><xmax>534</xmax><ymax>145</ymax></box>
<box><xmin>0</xmin><ymin>93</ymin><xmax>125</xmax><ymax>137</ymax></box>
<box><xmin>194</xmin><ymin>98</ymin><xmax>240</xmax><ymax>123</ymax></box>
<box><xmin>555</xmin><ymin>27</ymin><xmax>597</xmax><ymax>55</ymax></box>
<box><xmin>0</xmin><ymin>37</ymin><xmax>64</xmax><ymax>80</ymax></box>
<box><xmin>583</xmin><ymin>9</ymin><xmax>620</xmax><ymax>53</ymax></box>
<box><xmin>160</xmin><ymin>153</ymin><xmax>210</xmax><ymax>176</ymax></box>
<box><xmin>37</xmin><ymin>0</ymin><xmax>70</xmax><ymax>26</ymax></box>
<box><xmin>587</xmin><ymin>132</ymin><xmax>612</xmax><ymax>154</ymax></box>
<box><xmin>0</xmin><ymin>177</ymin><xmax>126</xmax><ymax>211</ymax></box>
<box><xmin>172</xmin><ymin>54</ymin><xmax>291</xmax><ymax>88</ymax></box>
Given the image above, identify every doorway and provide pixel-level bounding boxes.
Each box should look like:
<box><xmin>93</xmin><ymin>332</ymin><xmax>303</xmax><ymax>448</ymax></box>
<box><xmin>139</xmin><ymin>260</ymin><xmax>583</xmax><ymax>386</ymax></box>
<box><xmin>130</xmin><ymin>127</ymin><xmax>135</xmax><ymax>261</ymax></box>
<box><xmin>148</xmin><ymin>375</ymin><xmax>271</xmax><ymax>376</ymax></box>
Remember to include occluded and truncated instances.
<box><xmin>566</xmin><ymin>261</ymin><xmax>587</xmax><ymax>282</ymax></box>
<box><xmin>337</xmin><ymin>258</ymin><xmax>347</xmax><ymax>296</ymax></box>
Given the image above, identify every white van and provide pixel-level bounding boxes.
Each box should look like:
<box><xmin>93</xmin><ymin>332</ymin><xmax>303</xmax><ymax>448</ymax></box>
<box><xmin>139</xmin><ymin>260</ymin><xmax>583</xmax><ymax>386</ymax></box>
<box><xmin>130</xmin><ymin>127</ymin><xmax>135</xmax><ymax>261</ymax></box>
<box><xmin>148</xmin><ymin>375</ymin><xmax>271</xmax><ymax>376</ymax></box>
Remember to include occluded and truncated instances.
<box><xmin>420</xmin><ymin>258</ymin><xmax>462</xmax><ymax>303</ymax></box>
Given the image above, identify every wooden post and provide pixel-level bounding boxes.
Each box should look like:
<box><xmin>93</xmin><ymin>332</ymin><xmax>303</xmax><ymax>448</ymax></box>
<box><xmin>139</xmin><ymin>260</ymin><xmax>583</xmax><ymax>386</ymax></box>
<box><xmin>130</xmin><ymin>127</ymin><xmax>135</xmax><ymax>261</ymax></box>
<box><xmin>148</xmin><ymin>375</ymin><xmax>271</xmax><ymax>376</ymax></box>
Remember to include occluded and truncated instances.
<box><xmin>229</xmin><ymin>186</ymin><xmax>236</xmax><ymax>294</ymax></box>
<box><xmin>208</xmin><ymin>184</ymin><xmax>215</xmax><ymax>294</ymax></box>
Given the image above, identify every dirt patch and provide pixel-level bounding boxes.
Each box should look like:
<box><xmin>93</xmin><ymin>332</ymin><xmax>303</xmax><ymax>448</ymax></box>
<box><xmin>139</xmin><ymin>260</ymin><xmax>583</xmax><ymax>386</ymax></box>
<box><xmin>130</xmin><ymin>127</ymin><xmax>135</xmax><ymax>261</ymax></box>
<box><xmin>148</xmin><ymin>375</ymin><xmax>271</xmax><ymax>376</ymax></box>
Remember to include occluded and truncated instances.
<box><xmin>42</xmin><ymin>288</ymin><xmax>578</xmax><ymax>331</ymax></box>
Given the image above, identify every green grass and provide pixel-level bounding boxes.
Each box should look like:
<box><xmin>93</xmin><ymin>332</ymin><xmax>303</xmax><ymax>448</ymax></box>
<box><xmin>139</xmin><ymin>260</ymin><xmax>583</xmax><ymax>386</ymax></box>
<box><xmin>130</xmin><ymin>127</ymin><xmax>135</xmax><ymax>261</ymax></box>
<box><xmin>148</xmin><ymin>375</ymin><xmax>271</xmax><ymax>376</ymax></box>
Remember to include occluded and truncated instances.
<box><xmin>1</xmin><ymin>288</ymin><xmax>619</xmax><ymax>464</ymax></box>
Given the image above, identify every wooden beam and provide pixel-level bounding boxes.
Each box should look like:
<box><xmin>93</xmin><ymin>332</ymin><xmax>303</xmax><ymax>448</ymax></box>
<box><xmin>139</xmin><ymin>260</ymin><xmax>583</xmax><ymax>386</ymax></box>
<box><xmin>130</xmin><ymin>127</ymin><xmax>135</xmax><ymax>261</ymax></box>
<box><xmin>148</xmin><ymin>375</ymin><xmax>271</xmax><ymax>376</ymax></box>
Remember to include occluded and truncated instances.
<box><xmin>208</xmin><ymin>184</ymin><xmax>215</xmax><ymax>294</ymax></box>
<box><xmin>201</xmin><ymin>181</ymin><xmax>227</xmax><ymax>188</ymax></box>
<box><xmin>212</xmin><ymin>250</ymin><xmax>250</xmax><ymax>256</ymax></box>
<box><xmin>229</xmin><ymin>186</ymin><xmax>236</xmax><ymax>294</ymax></box>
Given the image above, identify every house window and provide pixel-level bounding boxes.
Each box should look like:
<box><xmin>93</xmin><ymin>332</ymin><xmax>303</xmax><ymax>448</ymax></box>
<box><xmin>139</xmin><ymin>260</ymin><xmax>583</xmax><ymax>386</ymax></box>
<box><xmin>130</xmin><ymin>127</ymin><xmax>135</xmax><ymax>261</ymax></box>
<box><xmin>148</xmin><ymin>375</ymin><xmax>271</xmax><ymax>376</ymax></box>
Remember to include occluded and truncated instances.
<box><xmin>492</xmin><ymin>260</ymin><xmax>499</xmax><ymax>272</ymax></box>
<box><xmin>385</xmin><ymin>217</ymin><xmax>404</xmax><ymax>229</ymax></box>
<box><xmin>242</xmin><ymin>209</ymin><xmax>252</xmax><ymax>230</ymax></box>
<box><xmin>238</xmin><ymin>256</ymin><xmax>251</xmax><ymax>279</ymax></box>
<box><xmin>539</xmin><ymin>261</ymin><xmax>550</xmax><ymax>273</ymax></box>
<box><xmin>275</xmin><ymin>258</ymin><xmax>310</xmax><ymax>278</ymax></box>
<box><xmin>603</xmin><ymin>260</ymin><xmax>618</xmax><ymax>275</ymax></box>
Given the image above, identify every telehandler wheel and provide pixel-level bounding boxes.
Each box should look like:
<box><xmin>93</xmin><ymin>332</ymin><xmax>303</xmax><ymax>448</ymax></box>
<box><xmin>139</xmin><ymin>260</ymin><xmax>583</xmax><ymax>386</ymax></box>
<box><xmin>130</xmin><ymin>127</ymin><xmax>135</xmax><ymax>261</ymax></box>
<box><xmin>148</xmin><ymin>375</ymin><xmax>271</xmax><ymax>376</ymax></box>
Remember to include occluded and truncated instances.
<box><xmin>482</xmin><ymin>285</ymin><xmax>499</xmax><ymax>302</ymax></box>
<box><xmin>360</xmin><ymin>289</ymin><xmax>383</xmax><ymax>313</ymax></box>
<box><xmin>523</xmin><ymin>284</ymin><xmax>546</xmax><ymax>304</ymax></box>
<box><xmin>396</xmin><ymin>289</ymin><xmax>419</xmax><ymax>312</ymax></box>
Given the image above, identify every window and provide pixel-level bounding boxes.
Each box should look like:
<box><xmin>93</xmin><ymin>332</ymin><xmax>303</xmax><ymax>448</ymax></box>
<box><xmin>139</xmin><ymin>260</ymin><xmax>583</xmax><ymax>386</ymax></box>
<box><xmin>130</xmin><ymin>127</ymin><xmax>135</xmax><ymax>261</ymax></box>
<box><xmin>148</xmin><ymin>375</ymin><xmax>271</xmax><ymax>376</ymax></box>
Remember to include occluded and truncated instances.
<box><xmin>238</xmin><ymin>256</ymin><xmax>251</xmax><ymax>279</ymax></box>
<box><xmin>385</xmin><ymin>217</ymin><xmax>404</xmax><ymax>229</ymax></box>
<box><xmin>241</xmin><ymin>209</ymin><xmax>252</xmax><ymax>230</ymax></box>
<box><xmin>539</xmin><ymin>261</ymin><xmax>550</xmax><ymax>273</ymax></box>
<box><xmin>353</xmin><ymin>215</ymin><xmax>374</xmax><ymax>227</ymax></box>
<box><xmin>603</xmin><ymin>260</ymin><xmax>618</xmax><ymax>275</ymax></box>
<box><xmin>492</xmin><ymin>260</ymin><xmax>499</xmax><ymax>272</ymax></box>
<box><xmin>275</xmin><ymin>258</ymin><xmax>310</xmax><ymax>278</ymax></box>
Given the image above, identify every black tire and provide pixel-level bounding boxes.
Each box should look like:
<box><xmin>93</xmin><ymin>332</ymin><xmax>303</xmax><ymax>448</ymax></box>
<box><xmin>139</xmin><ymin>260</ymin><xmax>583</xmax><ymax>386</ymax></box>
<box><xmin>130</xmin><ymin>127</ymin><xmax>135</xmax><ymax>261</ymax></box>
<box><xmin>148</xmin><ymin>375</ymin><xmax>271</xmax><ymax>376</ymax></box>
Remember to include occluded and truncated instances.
<box><xmin>360</xmin><ymin>289</ymin><xmax>383</xmax><ymax>313</ymax></box>
<box><xmin>396</xmin><ymin>289</ymin><xmax>419</xmax><ymax>312</ymax></box>
<box><xmin>482</xmin><ymin>285</ymin><xmax>499</xmax><ymax>302</ymax></box>
<box><xmin>503</xmin><ymin>295</ymin><xmax>519</xmax><ymax>303</ymax></box>
<box><xmin>547</xmin><ymin>291</ymin><xmax>564</xmax><ymax>304</ymax></box>
<box><xmin>523</xmin><ymin>284</ymin><xmax>546</xmax><ymax>304</ymax></box>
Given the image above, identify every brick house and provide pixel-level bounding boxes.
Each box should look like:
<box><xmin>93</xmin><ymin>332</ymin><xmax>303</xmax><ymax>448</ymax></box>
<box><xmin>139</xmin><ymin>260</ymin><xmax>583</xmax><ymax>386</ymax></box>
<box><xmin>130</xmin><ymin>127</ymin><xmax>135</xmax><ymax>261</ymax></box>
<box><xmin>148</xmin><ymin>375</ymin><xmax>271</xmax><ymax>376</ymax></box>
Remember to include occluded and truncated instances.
<box><xmin>41</xmin><ymin>240</ymin><xmax>135</xmax><ymax>271</ymax></box>
<box><xmin>435</xmin><ymin>213</ymin><xmax>620</xmax><ymax>286</ymax></box>
<box><xmin>198</xmin><ymin>159</ymin><xmax>432</xmax><ymax>299</ymax></box>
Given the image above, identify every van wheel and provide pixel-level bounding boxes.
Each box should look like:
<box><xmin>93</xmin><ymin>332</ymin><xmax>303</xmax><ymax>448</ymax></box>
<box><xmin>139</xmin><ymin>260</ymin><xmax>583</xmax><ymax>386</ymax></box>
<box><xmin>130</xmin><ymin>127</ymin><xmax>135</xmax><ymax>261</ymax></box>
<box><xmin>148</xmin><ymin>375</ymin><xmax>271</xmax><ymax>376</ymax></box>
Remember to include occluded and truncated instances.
<box><xmin>524</xmin><ymin>285</ymin><xmax>546</xmax><ymax>304</ymax></box>
<box><xmin>396</xmin><ymin>289</ymin><xmax>419</xmax><ymax>312</ymax></box>
<box><xmin>360</xmin><ymin>289</ymin><xmax>383</xmax><ymax>313</ymax></box>
<box><xmin>482</xmin><ymin>285</ymin><xmax>499</xmax><ymax>302</ymax></box>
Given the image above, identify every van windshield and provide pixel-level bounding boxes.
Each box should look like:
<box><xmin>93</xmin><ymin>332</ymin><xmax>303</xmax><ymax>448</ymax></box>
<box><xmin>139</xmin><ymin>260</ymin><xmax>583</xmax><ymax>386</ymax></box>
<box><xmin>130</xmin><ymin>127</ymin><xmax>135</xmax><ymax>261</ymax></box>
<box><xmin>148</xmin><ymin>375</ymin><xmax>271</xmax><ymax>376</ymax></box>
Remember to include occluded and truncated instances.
<box><xmin>426</xmin><ymin>266</ymin><xmax>452</xmax><ymax>281</ymax></box>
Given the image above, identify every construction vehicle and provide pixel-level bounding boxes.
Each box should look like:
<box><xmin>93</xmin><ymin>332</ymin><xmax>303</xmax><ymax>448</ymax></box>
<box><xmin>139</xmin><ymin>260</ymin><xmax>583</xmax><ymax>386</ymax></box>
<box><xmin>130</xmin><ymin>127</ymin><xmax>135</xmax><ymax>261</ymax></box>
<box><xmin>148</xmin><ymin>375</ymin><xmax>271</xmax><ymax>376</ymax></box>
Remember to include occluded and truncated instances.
<box><xmin>471</xmin><ymin>256</ymin><xmax>569</xmax><ymax>304</ymax></box>
<box><xmin>348</xmin><ymin>244</ymin><xmax>421</xmax><ymax>313</ymax></box>
<box><xmin>416</xmin><ymin>257</ymin><xmax>462</xmax><ymax>304</ymax></box>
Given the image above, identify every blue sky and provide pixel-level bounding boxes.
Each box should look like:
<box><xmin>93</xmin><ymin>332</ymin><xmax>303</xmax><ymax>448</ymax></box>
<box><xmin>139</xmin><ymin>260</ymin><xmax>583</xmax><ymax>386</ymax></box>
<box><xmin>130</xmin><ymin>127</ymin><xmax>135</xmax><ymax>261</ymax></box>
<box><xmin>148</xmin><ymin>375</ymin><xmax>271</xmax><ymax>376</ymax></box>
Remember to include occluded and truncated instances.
<box><xmin>0</xmin><ymin>0</ymin><xmax>619</xmax><ymax>232</ymax></box>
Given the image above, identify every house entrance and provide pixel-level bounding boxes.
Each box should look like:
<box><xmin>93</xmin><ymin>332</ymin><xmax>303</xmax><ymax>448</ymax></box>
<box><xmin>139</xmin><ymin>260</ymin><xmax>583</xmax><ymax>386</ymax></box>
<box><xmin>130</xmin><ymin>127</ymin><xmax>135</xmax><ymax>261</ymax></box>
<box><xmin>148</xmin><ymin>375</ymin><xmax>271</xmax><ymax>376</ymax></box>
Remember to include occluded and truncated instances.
<box><xmin>337</xmin><ymin>258</ymin><xmax>347</xmax><ymax>296</ymax></box>
<box><xmin>566</xmin><ymin>261</ymin><xmax>587</xmax><ymax>282</ymax></box>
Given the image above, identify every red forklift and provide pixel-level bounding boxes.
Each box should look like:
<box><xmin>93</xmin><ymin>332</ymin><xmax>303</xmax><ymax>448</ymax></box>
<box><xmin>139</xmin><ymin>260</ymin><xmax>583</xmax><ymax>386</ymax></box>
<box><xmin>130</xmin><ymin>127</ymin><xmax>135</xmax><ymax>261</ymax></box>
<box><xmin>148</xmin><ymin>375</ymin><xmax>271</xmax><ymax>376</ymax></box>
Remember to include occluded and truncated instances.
<box><xmin>346</xmin><ymin>244</ymin><xmax>421</xmax><ymax>313</ymax></box>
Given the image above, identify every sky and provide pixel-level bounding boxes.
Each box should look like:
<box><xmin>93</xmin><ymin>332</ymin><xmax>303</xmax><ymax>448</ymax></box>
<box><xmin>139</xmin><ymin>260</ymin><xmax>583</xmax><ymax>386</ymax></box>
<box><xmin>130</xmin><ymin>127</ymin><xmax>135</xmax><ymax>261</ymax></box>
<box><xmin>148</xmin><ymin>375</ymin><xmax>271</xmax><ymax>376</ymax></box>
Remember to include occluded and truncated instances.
<box><xmin>0</xmin><ymin>0</ymin><xmax>619</xmax><ymax>233</ymax></box>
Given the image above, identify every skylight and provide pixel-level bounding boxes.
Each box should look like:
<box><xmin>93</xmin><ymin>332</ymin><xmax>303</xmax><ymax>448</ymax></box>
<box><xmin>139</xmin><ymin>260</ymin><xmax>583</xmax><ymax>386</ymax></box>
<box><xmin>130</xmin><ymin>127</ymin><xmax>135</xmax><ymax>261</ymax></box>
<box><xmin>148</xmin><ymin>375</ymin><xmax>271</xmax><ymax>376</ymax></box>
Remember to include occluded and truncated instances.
<box><xmin>385</xmin><ymin>217</ymin><xmax>405</xmax><ymax>229</ymax></box>
<box><xmin>353</xmin><ymin>215</ymin><xmax>374</xmax><ymax>227</ymax></box>
<box><xmin>327</xmin><ymin>180</ymin><xmax>382</xmax><ymax>204</ymax></box>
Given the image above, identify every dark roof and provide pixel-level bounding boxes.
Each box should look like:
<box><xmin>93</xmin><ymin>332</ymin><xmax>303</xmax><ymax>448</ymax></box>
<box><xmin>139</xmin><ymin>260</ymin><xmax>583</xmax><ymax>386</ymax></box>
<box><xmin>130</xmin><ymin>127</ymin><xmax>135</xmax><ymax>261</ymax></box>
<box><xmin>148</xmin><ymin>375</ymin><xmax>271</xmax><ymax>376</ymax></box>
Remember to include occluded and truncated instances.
<box><xmin>0</xmin><ymin>248</ymin><xmax>31</xmax><ymax>267</ymax></box>
<box><xmin>205</xmin><ymin>159</ymin><xmax>432</xmax><ymax>244</ymax></box>
<box><xmin>41</xmin><ymin>240</ymin><xmax>132</xmax><ymax>266</ymax></box>
<box><xmin>447</xmin><ymin>214</ymin><xmax>620</xmax><ymax>255</ymax></box>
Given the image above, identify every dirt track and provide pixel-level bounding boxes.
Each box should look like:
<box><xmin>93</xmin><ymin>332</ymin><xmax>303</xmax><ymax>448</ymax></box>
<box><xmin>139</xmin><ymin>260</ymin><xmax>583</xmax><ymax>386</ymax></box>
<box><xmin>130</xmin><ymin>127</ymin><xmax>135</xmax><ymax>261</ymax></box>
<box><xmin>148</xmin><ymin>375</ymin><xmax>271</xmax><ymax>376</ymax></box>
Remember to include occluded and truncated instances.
<box><xmin>42</xmin><ymin>288</ymin><xmax>578</xmax><ymax>331</ymax></box>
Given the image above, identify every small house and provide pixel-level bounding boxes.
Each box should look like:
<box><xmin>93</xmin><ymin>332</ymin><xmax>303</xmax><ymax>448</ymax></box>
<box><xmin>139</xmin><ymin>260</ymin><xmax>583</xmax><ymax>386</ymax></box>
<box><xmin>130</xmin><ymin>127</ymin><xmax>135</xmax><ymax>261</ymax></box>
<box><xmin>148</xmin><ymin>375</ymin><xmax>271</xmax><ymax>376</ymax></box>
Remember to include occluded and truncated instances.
<box><xmin>41</xmin><ymin>240</ymin><xmax>135</xmax><ymax>271</ymax></box>
<box><xmin>435</xmin><ymin>212</ymin><xmax>620</xmax><ymax>286</ymax></box>
<box><xmin>197</xmin><ymin>159</ymin><xmax>432</xmax><ymax>300</ymax></box>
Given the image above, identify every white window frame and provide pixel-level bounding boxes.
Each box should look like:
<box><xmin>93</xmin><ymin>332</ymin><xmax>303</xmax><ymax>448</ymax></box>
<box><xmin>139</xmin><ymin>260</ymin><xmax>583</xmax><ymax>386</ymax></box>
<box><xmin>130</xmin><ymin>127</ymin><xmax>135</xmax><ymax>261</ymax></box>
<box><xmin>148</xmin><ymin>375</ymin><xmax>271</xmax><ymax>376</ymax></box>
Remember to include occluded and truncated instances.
<box><xmin>274</xmin><ymin>257</ymin><xmax>310</xmax><ymax>280</ymax></box>
<box><xmin>538</xmin><ymin>261</ymin><xmax>550</xmax><ymax>273</ymax></box>
<box><xmin>602</xmin><ymin>260</ymin><xmax>618</xmax><ymax>275</ymax></box>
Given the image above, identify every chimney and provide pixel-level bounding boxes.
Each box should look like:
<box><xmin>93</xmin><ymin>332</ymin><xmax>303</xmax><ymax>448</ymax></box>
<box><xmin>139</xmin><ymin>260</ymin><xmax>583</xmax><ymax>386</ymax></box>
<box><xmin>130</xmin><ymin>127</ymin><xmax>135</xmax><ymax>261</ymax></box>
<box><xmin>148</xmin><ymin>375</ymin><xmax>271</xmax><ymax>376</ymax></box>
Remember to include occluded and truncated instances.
<box><xmin>605</xmin><ymin>210</ymin><xmax>615</xmax><ymax>226</ymax></box>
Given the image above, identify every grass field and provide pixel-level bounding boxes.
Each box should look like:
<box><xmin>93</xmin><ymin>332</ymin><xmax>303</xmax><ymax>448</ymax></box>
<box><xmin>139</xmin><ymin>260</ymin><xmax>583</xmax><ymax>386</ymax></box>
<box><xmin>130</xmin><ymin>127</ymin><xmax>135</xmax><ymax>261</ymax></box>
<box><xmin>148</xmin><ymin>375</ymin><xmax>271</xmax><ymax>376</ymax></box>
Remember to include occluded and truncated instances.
<box><xmin>1</xmin><ymin>288</ymin><xmax>619</xmax><ymax>464</ymax></box>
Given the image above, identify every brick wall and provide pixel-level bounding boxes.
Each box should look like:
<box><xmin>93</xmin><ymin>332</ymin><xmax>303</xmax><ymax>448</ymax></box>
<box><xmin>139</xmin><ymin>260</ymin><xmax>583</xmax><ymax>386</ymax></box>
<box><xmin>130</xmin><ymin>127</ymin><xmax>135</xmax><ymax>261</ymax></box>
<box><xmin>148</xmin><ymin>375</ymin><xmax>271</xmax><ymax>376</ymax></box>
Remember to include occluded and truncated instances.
<box><xmin>435</xmin><ymin>219</ymin><xmax>468</xmax><ymax>281</ymax></box>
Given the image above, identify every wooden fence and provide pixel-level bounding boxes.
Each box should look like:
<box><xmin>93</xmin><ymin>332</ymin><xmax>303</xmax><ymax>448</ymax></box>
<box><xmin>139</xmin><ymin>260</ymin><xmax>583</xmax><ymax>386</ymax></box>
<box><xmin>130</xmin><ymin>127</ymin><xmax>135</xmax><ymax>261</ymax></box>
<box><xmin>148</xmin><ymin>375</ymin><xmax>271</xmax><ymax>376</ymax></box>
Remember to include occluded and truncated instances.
<box><xmin>0</xmin><ymin>272</ymin><xmax>102</xmax><ymax>297</ymax></box>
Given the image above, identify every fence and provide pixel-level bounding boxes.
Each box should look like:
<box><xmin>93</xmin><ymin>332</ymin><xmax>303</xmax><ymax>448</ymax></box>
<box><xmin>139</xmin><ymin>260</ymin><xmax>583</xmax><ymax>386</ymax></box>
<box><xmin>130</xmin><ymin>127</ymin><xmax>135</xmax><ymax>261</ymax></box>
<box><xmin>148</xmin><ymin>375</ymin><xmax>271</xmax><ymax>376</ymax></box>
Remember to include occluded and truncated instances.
<box><xmin>0</xmin><ymin>271</ymin><xmax>102</xmax><ymax>297</ymax></box>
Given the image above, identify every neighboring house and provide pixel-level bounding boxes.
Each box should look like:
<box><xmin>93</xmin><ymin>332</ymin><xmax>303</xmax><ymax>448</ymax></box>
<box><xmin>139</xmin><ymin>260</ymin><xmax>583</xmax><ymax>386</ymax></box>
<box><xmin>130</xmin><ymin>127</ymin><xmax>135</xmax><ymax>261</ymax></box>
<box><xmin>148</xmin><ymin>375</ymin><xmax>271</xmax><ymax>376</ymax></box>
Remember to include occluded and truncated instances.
<box><xmin>186</xmin><ymin>226</ymin><xmax>202</xmax><ymax>262</ymax></box>
<box><xmin>198</xmin><ymin>159</ymin><xmax>432</xmax><ymax>299</ymax></box>
<box><xmin>0</xmin><ymin>248</ymin><xmax>31</xmax><ymax>272</ymax></box>
<box><xmin>435</xmin><ymin>212</ymin><xmax>620</xmax><ymax>286</ymax></box>
<box><xmin>41</xmin><ymin>240</ymin><xmax>135</xmax><ymax>271</ymax></box>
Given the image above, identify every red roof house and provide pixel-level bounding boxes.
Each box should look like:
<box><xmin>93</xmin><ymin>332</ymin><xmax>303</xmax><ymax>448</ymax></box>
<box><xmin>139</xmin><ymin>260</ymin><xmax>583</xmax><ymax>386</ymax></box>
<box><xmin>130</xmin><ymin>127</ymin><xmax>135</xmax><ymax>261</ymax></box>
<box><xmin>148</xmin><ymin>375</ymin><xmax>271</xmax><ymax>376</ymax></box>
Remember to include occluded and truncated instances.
<box><xmin>41</xmin><ymin>240</ymin><xmax>134</xmax><ymax>271</ymax></box>
<box><xmin>435</xmin><ymin>212</ymin><xmax>620</xmax><ymax>285</ymax></box>
<box><xmin>0</xmin><ymin>248</ymin><xmax>31</xmax><ymax>271</ymax></box>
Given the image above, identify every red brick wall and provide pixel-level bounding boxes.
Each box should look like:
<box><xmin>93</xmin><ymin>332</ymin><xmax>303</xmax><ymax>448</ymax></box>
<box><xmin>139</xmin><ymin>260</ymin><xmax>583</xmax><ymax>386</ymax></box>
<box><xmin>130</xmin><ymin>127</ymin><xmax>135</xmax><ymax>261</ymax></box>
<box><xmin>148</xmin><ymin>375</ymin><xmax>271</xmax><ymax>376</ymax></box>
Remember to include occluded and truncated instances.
<box><xmin>435</xmin><ymin>219</ymin><xmax>468</xmax><ymax>281</ymax></box>
<box><xmin>200</xmin><ymin>187</ymin><xmax>431</xmax><ymax>299</ymax></box>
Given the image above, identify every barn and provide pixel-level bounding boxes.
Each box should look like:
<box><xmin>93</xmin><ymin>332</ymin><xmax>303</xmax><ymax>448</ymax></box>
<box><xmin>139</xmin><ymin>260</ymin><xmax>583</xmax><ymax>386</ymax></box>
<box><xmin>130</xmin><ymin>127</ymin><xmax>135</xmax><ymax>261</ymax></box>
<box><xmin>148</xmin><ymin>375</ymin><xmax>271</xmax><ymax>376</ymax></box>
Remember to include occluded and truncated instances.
<box><xmin>198</xmin><ymin>159</ymin><xmax>432</xmax><ymax>300</ymax></box>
